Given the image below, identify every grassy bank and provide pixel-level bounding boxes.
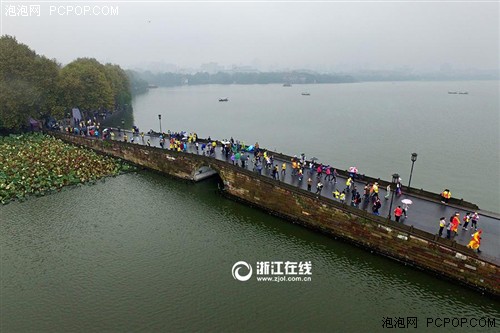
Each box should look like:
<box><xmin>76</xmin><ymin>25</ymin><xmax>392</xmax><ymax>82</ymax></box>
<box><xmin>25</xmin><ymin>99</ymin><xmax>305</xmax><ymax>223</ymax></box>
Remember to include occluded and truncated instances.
<box><xmin>0</xmin><ymin>133</ymin><xmax>134</xmax><ymax>204</ymax></box>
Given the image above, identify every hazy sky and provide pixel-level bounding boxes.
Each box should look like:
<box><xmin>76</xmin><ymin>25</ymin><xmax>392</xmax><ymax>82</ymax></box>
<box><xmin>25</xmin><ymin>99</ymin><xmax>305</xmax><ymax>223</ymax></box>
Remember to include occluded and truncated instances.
<box><xmin>2</xmin><ymin>1</ymin><xmax>499</xmax><ymax>72</ymax></box>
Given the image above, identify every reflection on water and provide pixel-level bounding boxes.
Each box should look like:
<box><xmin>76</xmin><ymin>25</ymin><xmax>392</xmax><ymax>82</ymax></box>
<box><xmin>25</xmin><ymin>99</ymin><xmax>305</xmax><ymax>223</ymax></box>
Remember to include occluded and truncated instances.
<box><xmin>1</xmin><ymin>172</ymin><xmax>499</xmax><ymax>332</ymax></box>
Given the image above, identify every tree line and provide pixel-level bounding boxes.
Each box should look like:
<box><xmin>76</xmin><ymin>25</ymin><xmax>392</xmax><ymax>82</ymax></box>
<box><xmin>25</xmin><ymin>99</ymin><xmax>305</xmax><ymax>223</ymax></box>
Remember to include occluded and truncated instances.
<box><xmin>0</xmin><ymin>35</ymin><xmax>131</xmax><ymax>130</ymax></box>
<box><xmin>131</xmin><ymin>70</ymin><xmax>356</xmax><ymax>87</ymax></box>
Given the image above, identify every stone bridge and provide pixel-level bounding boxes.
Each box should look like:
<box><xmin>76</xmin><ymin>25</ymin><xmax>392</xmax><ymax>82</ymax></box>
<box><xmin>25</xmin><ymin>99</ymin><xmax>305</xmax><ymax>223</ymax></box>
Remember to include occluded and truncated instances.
<box><xmin>50</xmin><ymin>132</ymin><xmax>500</xmax><ymax>298</ymax></box>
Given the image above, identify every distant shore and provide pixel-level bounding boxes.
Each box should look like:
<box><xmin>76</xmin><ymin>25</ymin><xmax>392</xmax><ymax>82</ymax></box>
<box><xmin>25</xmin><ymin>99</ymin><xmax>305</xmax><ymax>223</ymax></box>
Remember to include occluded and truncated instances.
<box><xmin>127</xmin><ymin>69</ymin><xmax>499</xmax><ymax>92</ymax></box>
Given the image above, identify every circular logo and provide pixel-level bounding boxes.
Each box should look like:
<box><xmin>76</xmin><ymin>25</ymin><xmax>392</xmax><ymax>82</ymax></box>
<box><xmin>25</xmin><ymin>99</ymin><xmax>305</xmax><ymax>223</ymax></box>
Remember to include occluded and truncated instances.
<box><xmin>232</xmin><ymin>261</ymin><xmax>253</xmax><ymax>281</ymax></box>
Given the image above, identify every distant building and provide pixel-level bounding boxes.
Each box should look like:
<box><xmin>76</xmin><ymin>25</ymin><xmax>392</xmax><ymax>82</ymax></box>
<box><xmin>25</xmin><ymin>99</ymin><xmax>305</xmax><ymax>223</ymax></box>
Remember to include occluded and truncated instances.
<box><xmin>230</xmin><ymin>65</ymin><xmax>259</xmax><ymax>73</ymax></box>
<box><xmin>200</xmin><ymin>62</ymin><xmax>224</xmax><ymax>74</ymax></box>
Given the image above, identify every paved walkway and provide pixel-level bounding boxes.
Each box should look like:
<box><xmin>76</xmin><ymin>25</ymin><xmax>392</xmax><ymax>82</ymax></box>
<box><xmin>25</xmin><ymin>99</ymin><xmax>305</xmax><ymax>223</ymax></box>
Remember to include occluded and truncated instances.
<box><xmin>112</xmin><ymin>130</ymin><xmax>500</xmax><ymax>264</ymax></box>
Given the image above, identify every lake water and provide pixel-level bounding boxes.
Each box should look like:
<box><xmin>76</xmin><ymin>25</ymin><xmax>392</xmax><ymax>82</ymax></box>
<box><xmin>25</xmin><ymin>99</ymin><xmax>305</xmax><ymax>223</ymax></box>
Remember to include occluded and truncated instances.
<box><xmin>2</xmin><ymin>81</ymin><xmax>500</xmax><ymax>332</ymax></box>
<box><xmin>1</xmin><ymin>173</ymin><xmax>499</xmax><ymax>332</ymax></box>
<box><xmin>132</xmin><ymin>81</ymin><xmax>500</xmax><ymax>212</ymax></box>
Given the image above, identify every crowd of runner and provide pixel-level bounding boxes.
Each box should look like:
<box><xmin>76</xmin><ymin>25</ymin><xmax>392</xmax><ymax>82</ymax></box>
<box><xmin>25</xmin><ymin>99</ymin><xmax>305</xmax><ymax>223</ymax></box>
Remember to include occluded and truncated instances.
<box><xmin>59</xmin><ymin>122</ymin><xmax>484</xmax><ymax>254</ymax></box>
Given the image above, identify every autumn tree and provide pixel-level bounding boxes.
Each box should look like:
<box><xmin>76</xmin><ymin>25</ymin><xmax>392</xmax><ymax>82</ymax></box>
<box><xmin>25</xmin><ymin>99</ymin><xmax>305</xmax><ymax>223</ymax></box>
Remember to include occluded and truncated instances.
<box><xmin>0</xmin><ymin>36</ymin><xmax>133</xmax><ymax>130</ymax></box>
<box><xmin>104</xmin><ymin>63</ymin><xmax>131</xmax><ymax>109</ymax></box>
<box><xmin>0</xmin><ymin>35</ymin><xmax>62</xmax><ymax>129</ymax></box>
<box><xmin>59</xmin><ymin>58</ymin><xmax>114</xmax><ymax>112</ymax></box>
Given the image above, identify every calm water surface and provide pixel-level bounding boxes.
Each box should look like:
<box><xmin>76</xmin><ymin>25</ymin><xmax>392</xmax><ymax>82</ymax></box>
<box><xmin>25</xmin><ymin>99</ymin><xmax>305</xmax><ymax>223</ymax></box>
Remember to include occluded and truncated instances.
<box><xmin>1</xmin><ymin>173</ymin><xmax>499</xmax><ymax>332</ymax></box>
<box><xmin>132</xmin><ymin>81</ymin><xmax>500</xmax><ymax>212</ymax></box>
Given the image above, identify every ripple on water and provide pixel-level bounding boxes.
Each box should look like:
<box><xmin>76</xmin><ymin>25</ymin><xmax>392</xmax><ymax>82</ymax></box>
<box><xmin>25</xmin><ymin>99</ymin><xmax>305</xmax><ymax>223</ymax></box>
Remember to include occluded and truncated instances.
<box><xmin>1</xmin><ymin>172</ymin><xmax>499</xmax><ymax>332</ymax></box>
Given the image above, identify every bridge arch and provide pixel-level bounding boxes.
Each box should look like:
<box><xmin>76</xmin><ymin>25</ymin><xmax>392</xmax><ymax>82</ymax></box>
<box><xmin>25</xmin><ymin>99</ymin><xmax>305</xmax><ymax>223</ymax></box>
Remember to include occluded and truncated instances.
<box><xmin>190</xmin><ymin>159</ymin><xmax>228</xmax><ymax>190</ymax></box>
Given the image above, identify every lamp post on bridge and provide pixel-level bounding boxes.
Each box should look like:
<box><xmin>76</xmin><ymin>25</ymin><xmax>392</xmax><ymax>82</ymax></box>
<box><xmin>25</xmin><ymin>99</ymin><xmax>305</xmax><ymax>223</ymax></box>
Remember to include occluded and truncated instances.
<box><xmin>121</xmin><ymin>119</ymin><xmax>125</xmax><ymax>137</ymax></box>
<box><xmin>388</xmin><ymin>173</ymin><xmax>400</xmax><ymax>220</ymax></box>
<box><xmin>158</xmin><ymin>114</ymin><xmax>162</xmax><ymax>134</ymax></box>
<box><xmin>408</xmin><ymin>153</ymin><xmax>417</xmax><ymax>189</ymax></box>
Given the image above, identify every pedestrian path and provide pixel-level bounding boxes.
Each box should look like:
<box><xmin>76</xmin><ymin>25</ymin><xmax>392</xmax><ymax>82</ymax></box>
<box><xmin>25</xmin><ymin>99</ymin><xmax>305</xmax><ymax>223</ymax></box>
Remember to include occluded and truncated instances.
<box><xmin>114</xmin><ymin>130</ymin><xmax>500</xmax><ymax>264</ymax></box>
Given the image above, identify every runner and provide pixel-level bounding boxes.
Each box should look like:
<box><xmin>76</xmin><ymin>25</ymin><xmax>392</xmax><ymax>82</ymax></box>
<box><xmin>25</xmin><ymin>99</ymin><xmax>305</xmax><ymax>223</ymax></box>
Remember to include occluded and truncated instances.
<box><xmin>315</xmin><ymin>181</ymin><xmax>324</xmax><ymax>195</ymax></box>
<box><xmin>467</xmin><ymin>230</ymin><xmax>482</xmax><ymax>253</ymax></box>
<box><xmin>471</xmin><ymin>212</ymin><xmax>480</xmax><ymax>231</ymax></box>
<box><xmin>438</xmin><ymin>217</ymin><xmax>446</xmax><ymax>237</ymax></box>
<box><xmin>394</xmin><ymin>206</ymin><xmax>403</xmax><ymax>222</ymax></box>
<box><xmin>462</xmin><ymin>212</ymin><xmax>471</xmax><ymax>231</ymax></box>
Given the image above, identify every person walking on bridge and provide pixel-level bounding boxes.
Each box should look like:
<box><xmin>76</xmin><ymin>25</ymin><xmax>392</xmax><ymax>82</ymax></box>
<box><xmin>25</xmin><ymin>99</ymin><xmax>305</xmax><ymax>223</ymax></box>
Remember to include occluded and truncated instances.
<box><xmin>446</xmin><ymin>217</ymin><xmax>453</xmax><ymax>239</ymax></box>
<box><xmin>345</xmin><ymin>177</ymin><xmax>353</xmax><ymax>193</ymax></box>
<box><xmin>363</xmin><ymin>183</ymin><xmax>370</xmax><ymax>199</ymax></box>
<box><xmin>450</xmin><ymin>212</ymin><xmax>461</xmax><ymax>238</ymax></box>
<box><xmin>298</xmin><ymin>168</ymin><xmax>303</xmax><ymax>182</ymax></box>
<box><xmin>394</xmin><ymin>206</ymin><xmax>403</xmax><ymax>222</ymax></box>
<box><xmin>441</xmin><ymin>189</ymin><xmax>452</xmax><ymax>204</ymax></box>
<box><xmin>235</xmin><ymin>152</ymin><xmax>241</xmax><ymax>166</ymax></box>
<box><xmin>339</xmin><ymin>190</ymin><xmax>346</xmax><ymax>204</ymax></box>
<box><xmin>351</xmin><ymin>186</ymin><xmax>358</xmax><ymax>203</ymax></box>
<box><xmin>307</xmin><ymin>177</ymin><xmax>312</xmax><ymax>191</ymax></box>
<box><xmin>462</xmin><ymin>212</ymin><xmax>471</xmax><ymax>231</ymax></box>
<box><xmin>273</xmin><ymin>165</ymin><xmax>280</xmax><ymax>180</ymax></box>
<box><xmin>241</xmin><ymin>153</ymin><xmax>248</xmax><ymax>169</ymax></box>
<box><xmin>265</xmin><ymin>156</ymin><xmax>272</xmax><ymax>170</ymax></box>
<box><xmin>316</xmin><ymin>181</ymin><xmax>324</xmax><ymax>196</ymax></box>
<box><xmin>385</xmin><ymin>184</ymin><xmax>391</xmax><ymax>200</ymax></box>
<box><xmin>372</xmin><ymin>196</ymin><xmax>382</xmax><ymax>215</ymax></box>
<box><xmin>371</xmin><ymin>182</ymin><xmax>379</xmax><ymax>198</ymax></box>
<box><xmin>353</xmin><ymin>192</ymin><xmax>361</xmax><ymax>208</ymax></box>
<box><xmin>438</xmin><ymin>217</ymin><xmax>446</xmax><ymax>237</ymax></box>
<box><xmin>396</xmin><ymin>181</ymin><xmax>402</xmax><ymax>197</ymax></box>
<box><xmin>467</xmin><ymin>229</ymin><xmax>482</xmax><ymax>253</ymax></box>
<box><xmin>307</xmin><ymin>161</ymin><xmax>314</xmax><ymax>176</ymax></box>
<box><xmin>332</xmin><ymin>168</ymin><xmax>338</xmax><ymax>184</ymax></box>
<box><xmin>471</xmin><ymin>212</ymin><xmax>480</xmax><ymax>231</ymax></box>
<box><xmin>291</xmin><ymin>159</ymin><xmax>298</xmax><ymax>176</ymax></box>
<box><xmin>256</xmin><ymin>161</ymin><xmax>263</xmax><ymax>175</ymax></box>
<box><xmin>316</xmin><ymin>164</ymin><xmax>323</xmax><ymax>181</ymax></box>
<box><xmin>324</xmin><ymin>166</ymin><xmax>331</xmax><ymax>182</ymax></box>
<box><xmin>281</xmin><ymin>162</ymin><xmax>287</xmax><ymax>177</ymax></box>
<box><xmin>402</xmin><ymin>202</ymin><xmax>409</xmax><ymax>218</ymax></box>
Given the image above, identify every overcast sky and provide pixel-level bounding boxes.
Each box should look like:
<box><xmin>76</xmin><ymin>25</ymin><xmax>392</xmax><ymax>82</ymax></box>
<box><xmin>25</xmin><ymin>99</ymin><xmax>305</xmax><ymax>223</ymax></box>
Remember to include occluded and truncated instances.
<box><xmin>2</xmin><ymin>1</ymin><xmax>499</xmax><ymax>72</ymax></box>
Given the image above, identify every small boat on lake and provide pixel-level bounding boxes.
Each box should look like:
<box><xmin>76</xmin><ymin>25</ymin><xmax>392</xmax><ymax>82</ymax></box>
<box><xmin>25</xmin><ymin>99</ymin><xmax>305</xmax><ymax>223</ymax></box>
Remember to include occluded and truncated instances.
<box><xmin>283</xmin><ymin>83</ymin><xmax>292</xmax><ymax>87</ymax></box>
<box><xmin>301</xmin><ymin>92</ymin><xmax>310</xmax><ymax>96</ymax></box>
<box><xmin>219</xmin><ymin>98</ymin><xmax>229</xmax><ymax>102</ymax></box>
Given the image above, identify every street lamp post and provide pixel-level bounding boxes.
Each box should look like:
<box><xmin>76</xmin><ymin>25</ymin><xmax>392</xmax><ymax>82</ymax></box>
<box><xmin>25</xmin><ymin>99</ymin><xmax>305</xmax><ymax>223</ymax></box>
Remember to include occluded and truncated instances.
<box><xmin>408</xmin><ymin>153</ymin><xmax>418</xmax><ymax>189</ymax></box>
<box><xmin>158</xmin><ymin>114</ymin><xmax>162</xmax><ymax>134</ymax></box>
<box><xmin>388</xmin><ymin>173</ymin><xmax>400</xmax><ymax>220</ymax></box>
<box><xmin>121</xmin><ymin>119</ymin><xmax>125</xmax><ymax>136</ymax></box>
